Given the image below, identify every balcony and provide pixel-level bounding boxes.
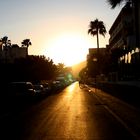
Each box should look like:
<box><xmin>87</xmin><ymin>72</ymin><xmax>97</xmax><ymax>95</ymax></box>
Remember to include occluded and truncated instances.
<box><xmin>109</xmin><ymin>22</ymin><xmax>123</xmax><ymax>43</ymax></box>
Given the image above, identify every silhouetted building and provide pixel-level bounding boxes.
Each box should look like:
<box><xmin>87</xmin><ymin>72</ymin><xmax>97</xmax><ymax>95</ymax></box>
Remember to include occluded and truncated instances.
<box><xmin>87</xmin><ymin>48</ymin><xmax>107</xmax><ymax>80</ymax></box>
<box><xmin>108</xmin><ymin>3</ymin><xmax>140</xmax><ymax>80</ymax></box>
<box><xmin>87</xmin><ymin>48</ymin><xmax>106</xmax><ymax>57</ymax></box>
<box><xmin>135</xmin><ymin>0</ymin><xmax>140</xmax><ymax>48</ymax></box>
<box><xmin>108</xmin><ymin>3</ymin><xmax>135</xmax><ymax>60</ymax></box>
<box><xmin>0</xmin><ymin>44</ymin><xmax>27</xmax><ymax>63</ymax></box>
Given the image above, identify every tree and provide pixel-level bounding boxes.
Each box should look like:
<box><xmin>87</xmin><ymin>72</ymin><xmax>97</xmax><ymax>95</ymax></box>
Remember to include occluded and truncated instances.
<box><xmin>21</xmin><ymin>39</ymin><xmax>32</xmax><ymax>48</ymax></box>
<box><xmin>107</xmin><ymin>0</ymin><xmax>134</xmax><ymax>9</ymax></box>
<box><xmin>88</xmin><ymin>19</ymin><xmax>106</xmax><ymax>55</ymax></box>
<box><xmin>1</xmin><ymin>36</ymin><xmax>11</xmax><ymax>49</ymax></box>
<box><xmin>57</xmin><ymin>63</ymin><xmax>65</xmax><ymax>74</ymax></box>
<box><xmin>21</xmin><ymin>39</ymin><xmax>32</xmax><ymax>56</ymax></box>
<box><xmin>1</xmin><ymin>36</ymin><xmax>11</xmax><ymax>63</ymax></box>
<box><xmin>1</xmin><ymin>36</ymin><xmax>8</xmax><ymax>46</ymax></box>
<box><xmin>13</xmin><ymin>55</ymin><xmax>57</xmax><ymax>81</ymax></box>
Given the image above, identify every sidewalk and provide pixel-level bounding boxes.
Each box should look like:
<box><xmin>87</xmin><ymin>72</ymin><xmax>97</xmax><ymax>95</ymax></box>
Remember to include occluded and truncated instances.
<box><xmin>115</xmin><ymin>81</ymin><xmax>140</xmax><ymax>88</ymax></box>
<box><xmin>89</xmin><ymin>80</ymin><xmax>140</xmax><ymax>109</ymax></box>
<box><xmin>104</xmin><ymin>81</ymin><xmax>140</xmax><ymax>88</ymax></box>
<box><xmin>87</xmin><ymin>83</ymin><xmax>140</xmax><ymax>140</ymax></box>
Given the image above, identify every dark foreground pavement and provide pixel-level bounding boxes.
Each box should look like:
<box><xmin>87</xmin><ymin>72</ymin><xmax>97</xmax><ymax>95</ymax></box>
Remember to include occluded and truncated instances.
<box><xmin>0</xmin><ymin>82</ymin><xmax>138</xmax><ymax>140</ymax></box>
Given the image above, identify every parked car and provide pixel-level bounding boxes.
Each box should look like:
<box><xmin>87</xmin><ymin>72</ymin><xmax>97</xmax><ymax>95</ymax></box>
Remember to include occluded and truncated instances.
<box><xmin>34</xmin><ymin>84</ymin><xmax>45</xmax><ymax>97</ymax></box>
<box><xmin>9</xmin><ymin>82</ymin><xmax>36</xmax><ymax>99</ymax></box>
<box><xmin>51</xmin><ymin>80</ymin><xmax>62</xmax><ymax>91</ymax></box>
<box><xmin>42</xmin><ymin>83</ymin><xmax>52</xmax><ymax>94</ymax></box>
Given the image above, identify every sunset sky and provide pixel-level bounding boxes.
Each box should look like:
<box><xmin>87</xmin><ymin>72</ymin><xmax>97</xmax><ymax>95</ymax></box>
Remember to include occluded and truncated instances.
<box><xmin>0</xmin><ymin>0</ymin><xmax>123</xmax><ymax>66</ymax></box>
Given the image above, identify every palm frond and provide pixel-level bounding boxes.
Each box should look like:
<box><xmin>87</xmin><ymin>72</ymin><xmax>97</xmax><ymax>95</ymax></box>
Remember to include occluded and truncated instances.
<box><xmin>107</xmin><ymin>0</ymin><xmax>124</xmax><ymax>8</ymax></box>
<box><xmin>88</xmin><ymin>18</ymin><xmax>107</xmax><ymax>50</ymax></box>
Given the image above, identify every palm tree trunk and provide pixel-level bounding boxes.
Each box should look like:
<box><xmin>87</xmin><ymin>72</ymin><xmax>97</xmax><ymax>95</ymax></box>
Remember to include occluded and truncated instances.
<box><xmin>97</xmin><ymin>31</ymin><xmax>100</xmax><ymax>76</ymax></box>
<box><xmin>97</xmin><ymin>31</ymin><xmax>99</xmax><ymax>59</ymax></box>
<box><xmin>26</xmin><ymin>47</ymin><xmax>28</xmax><ymax>57</ymax></box>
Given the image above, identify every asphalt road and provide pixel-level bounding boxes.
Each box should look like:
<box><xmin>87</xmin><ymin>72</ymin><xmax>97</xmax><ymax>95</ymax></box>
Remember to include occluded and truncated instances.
<box><xmin>0</xmin><ymin>82</ymin><xmax>137</xmax><ymax>140</ymax></box>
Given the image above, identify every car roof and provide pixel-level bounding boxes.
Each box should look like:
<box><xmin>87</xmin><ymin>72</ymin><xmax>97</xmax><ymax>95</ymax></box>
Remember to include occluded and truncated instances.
<box><xmin>11</xmin><ymin>82</ymin><xmax>32</xmax><ymax>84</ymax></box>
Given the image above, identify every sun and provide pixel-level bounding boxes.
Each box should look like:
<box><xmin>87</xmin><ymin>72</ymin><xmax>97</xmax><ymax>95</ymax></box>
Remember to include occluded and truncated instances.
<box><xmin>44</xmin><ymin>33</ymin><xmax>94</xmax><ymax>66</ymax></box>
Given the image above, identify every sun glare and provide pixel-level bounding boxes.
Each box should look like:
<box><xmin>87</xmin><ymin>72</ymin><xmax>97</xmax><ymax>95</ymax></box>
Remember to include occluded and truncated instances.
<box><xmin>44</xmin><ymin>33</ymin><xmax>94</xmax><ymax>66</ymax></box>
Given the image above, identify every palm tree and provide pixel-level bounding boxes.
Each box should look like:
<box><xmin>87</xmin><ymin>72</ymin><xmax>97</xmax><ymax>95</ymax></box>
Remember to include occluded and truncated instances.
<box><xmin>1</xmin><ymin>36</ymin><xmax>11</xmax><ymax>63</ymax></box>
<box><xmin>21</xmin><ymin>39</ymin><xmax>32</xmax><ymax>48</ymax></box>
<box><xmin>1</xmin><ymin>36</ymin><xmax>8</xmax><ymax>49</ymax></box>
<box><xmin>88</xmin><ymin>19</ymin><xmax>106</xmax><ymax>77</ymax></box>
<box><xmin>107</xmin><ymin>0</ymin><xmax>133</xmax><ymax>9</ymax></box>
<box><xmin>88</xmin><ymin>19</ymin><xmax>106</xmax><ymax>55</ymax></box>
<box><xmin>21</xmin><ymin>39</ymin><xmax>32</xmax><ymax>56</ymax></box>
<box><xmin>1</xmin><ymin>36</ymin><xmax>8</xmax><ymax>43</ymax></box>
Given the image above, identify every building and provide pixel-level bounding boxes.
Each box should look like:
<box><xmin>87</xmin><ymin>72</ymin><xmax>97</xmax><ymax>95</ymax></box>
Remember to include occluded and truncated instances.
<box><xmin>108</xmin><ymin>3</ymin><xmax>134</xmax><ymax>56</ymax></box>
<box><xmin>87</xmin><ymin>48</ymin><xmax>108</xmax><ymax>79</ymax></box>
<box><xmin>0</xmin><ymin>44</ymin><xmax>27</xmax><ymax>63</ymax></box>
<box><xmin>108</xmin><ymin>3</ymin><xmax>140</xmax><ymax>80</ymax></box>
<box><xmin>87</xmin><ymin>48</ymin><xmax>106</xmax><ymax>58</ymax></box>
<box><xmin>135</xmin><ymin>0</ymin><xmax>140</xmax><ymax>48</ymax></box>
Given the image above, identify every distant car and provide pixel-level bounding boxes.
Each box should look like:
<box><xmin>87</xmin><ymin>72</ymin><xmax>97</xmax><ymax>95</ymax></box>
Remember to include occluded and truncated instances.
<box><xmin>52</xmin><ymin>80</ymin><xmax>62</xmax><ymax>90</ymax></box>
<box><xmin>9</xmin><ymin>82</ymin><xmax>36</xmax><ymax>98</ymax></box>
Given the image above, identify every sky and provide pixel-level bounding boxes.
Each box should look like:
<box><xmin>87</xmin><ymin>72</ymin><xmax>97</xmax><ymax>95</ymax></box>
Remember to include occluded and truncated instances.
<box><xmin>0</xmin><ymin>0</ymin><xmax>123</xmax><ymax>66</ymax></box>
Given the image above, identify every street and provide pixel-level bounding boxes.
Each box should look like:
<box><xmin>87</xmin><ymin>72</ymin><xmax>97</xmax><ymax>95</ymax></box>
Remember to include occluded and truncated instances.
<box><xmin>0</xmin><ymin>82</ymin><xmax>139</xmax><ymax>140</ymax></box>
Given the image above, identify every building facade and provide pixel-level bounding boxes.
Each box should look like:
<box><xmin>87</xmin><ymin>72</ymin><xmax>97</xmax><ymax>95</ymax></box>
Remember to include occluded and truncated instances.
<box><xmin>0</xmin><ymin>44</ymin><xmax>27</xmax><ymax>63</ymax></box>
<box><xmin>108</xmin><ymin>3</ymin><xmax>140</xmax><ymax>80</ymax></box>
<box><xmin>87</xmin><ymin>48</ymin><xmax>108</xmax><ymax>80</ymax></box>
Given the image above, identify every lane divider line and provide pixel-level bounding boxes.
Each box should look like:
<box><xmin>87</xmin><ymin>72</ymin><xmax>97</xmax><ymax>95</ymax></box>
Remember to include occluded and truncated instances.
<box><xmin>87</xmin><ymin>86</ymin><xmax>140</xmax><ymax>140</ymax></box>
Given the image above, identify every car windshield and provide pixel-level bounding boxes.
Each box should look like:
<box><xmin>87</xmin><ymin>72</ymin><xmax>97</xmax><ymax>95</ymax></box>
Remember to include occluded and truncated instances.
<box><xmin>10</xmin><ymin>82</ymin><xmax>33</xmax><ymax>91</ymax></box>
<box><xmin>34</xmin><ymin>85</ymin><xmax>43</xmax><ymax>89</ymax></box>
